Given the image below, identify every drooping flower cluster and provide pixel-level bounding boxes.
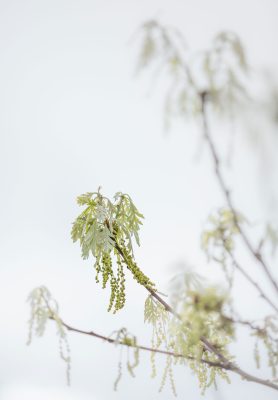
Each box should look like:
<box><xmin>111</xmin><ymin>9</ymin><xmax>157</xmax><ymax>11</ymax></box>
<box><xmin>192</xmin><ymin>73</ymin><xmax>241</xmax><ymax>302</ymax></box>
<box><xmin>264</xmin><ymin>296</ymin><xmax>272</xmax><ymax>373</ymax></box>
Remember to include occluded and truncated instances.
<box><xmin>144</xmin><ymin>284</ymin><xmax>234</xmax><ymax>395</ymax></box>
<box><xmin>71</xmin><ymin>189</ymin><xmax>155</xmax><ymax>313</ymax></box>
<box><xmin>111</xmin><ymin>327</ymin><xmax>140</xmax><ymax>391</ymax></box>
<box><xmin>26</xmin><ymin>286</ymin><xmax>71</xmax><ymax>385</ymax></box>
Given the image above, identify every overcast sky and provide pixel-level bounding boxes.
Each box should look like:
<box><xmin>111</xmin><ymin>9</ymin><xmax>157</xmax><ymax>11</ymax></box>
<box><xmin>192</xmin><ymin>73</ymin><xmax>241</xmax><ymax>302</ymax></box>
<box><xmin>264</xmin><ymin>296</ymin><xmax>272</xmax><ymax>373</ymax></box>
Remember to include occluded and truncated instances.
<box><xmin>1</xmin><ymin>1</ymin><xmax>278</xmax><ymax>399</ymax></box>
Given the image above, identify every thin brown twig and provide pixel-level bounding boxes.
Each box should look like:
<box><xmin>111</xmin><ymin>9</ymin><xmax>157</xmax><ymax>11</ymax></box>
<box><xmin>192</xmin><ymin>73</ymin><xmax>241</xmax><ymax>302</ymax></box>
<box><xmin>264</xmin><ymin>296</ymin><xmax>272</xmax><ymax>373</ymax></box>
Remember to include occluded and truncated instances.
<box><xmin>60</xmin><ymin>319</ymin><xmax>223</xmax><ymax>368</ymax></box>
<box><xmin>227</xmin><ymin>249</ymin><xmax>278</xmax><ymax>313</ymax></box>
<box><xmin>200</xmin><ymin>91</ymin><xmax>278</xmax><ymax>297</ymax></box>
<box><xmin>223</xmin><ymin>315</ymin><xmax>278</xmax><ymax>344</ymax></box>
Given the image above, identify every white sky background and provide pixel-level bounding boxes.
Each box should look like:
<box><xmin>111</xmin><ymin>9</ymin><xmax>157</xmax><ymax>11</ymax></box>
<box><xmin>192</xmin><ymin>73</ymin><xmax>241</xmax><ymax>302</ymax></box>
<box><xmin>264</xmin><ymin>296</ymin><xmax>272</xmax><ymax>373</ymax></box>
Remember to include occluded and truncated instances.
<box><xmin>0</xmin><ymin>0</ymin><xmax>278</xmax><ymax>399</ymax></box>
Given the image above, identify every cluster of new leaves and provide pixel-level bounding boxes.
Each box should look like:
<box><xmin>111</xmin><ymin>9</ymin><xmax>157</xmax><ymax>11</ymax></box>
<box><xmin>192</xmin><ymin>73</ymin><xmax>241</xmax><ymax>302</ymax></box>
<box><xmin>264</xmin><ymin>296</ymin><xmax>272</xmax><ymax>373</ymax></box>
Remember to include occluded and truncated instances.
<box><xmin>168</xmin><ymin>268</ymin><xmax>205</xmax><ymax>310</ymax></box>
<box><xmin>202</xmin><ymin>208</ymin><xmax>244</xmax><ymax>252</ymax></box>
<box><xmin>111</xmin><ymin>328</ymin><xmax>140</xmax><ymax>391</ymax></box>
<box><xmin>26</xmin><ymin>286</ymin><xmax>71</xmax><ymax>384</ymax></box>
<box><xmin>136</xmin><ymin>20</ymin><xmax>248</xmax><ymax>127</ymax></box>
<box><xmin>71</xmin><ymin>189</ymin><xmax>155</xmax><ymax>313</ymax></box>
<box><xmin>144</xmin><ymin>287</ymin><xmax>233</xmax><ymax>395</ymax></box>
<box><xmin>201</xmin><ymin>208</ymin><xmax>244</xmax><ymax>286</ymax></box>
<box><xmin>201</xmin><ymin>31</ymin><xmax>248</xmax><ymax>115</ymax></box>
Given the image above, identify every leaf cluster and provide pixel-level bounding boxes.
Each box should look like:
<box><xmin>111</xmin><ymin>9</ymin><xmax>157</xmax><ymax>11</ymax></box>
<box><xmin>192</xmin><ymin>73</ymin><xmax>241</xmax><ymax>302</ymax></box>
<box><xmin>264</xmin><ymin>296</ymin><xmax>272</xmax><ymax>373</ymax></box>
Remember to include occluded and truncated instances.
<box><xmin>71</xmin><ymin>190</ymin><xmax>155</xmax><ymax>312</ymax></box>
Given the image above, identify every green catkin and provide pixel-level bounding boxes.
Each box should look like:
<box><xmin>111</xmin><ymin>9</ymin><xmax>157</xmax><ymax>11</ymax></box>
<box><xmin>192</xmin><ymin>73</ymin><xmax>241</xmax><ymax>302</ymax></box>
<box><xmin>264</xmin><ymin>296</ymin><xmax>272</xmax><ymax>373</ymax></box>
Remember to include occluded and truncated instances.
<box><xmin>254</xmin><ymin>340</ymin><xmax>260</xmax><ymax>369</ymax></box>
<box><xmin>58</xmin><ymin>336</ymin><xmax>71</xmax><ymax>386</ymax></box>
<box><xmin>169</xmin><ymin>361</ymin><xmax>177</xmax><ymax>397</ymax></box>
<box><xmin>108</xmin><ymin>276</ymin><xmax>117</xmax><ymax>312</ymax></box>
<box><xmin>114</xmin><ymin>259</ymin><xmax>126</xmax><ymax>312</ymax></box>
<box><xmin>264</xmin><ymin>335</ymin><xmax>277</xmax><ymax>377</ymax></box>
<box><xmin>159</xmin><ymin>355</ymin><xmax>171</xmax><ymax>393</ymax></box>
<box><xmin>101</xmin><ymin>253</ymin><xmax>113</xmax><ymax>289</ymax></box>
<box><xmin>127</xmin><ymin>346</ymin><xmax>140</xmax><ymax>378</ymax></box>
<box><xmin>94</xmin><ymin>259</ymin><xmax>101</xmax><ymax>283</ymax></box>
<box><xmin>150</xmin><ymin>337</ymin><xmax>157</xmax><ymax>378</ymax></box>
<box><xmin>133</xmin><ymin>347</ymin><xmax>140</xmax><ymax>372</ymax></box>
<box><xmin>114</xmin><ymin>361</ymin><xmax>122</xmax><ymax>391</ymax></box>
<box><xmin>120</xmin><ymin>246</ymin><xmax>155</xmax><ymax>290</ymax></box>
<box><xmin>119</xmin><ymin>263</ymin><xmax>126</xmax><ymax>309</ymax></box>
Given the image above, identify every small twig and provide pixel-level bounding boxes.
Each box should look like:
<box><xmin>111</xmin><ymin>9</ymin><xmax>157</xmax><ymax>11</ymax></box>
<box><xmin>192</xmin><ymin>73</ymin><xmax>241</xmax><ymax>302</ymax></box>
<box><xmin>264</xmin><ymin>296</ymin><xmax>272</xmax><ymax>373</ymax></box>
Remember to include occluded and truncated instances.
<box><xmin>227</xmin><ymin>249</ymin><xmax>278</xmax><ymax>313</ymax></box>
<box><xmin>223</xmin><ymin>315</ymin><xmax>278</xmax><ymax>344</ymax></box>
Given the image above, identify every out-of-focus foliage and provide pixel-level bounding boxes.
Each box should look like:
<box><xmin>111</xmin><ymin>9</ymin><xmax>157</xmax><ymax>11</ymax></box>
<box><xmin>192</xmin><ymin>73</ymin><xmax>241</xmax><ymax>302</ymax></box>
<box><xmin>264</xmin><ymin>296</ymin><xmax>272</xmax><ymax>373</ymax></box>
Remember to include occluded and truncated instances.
<box><xmin>27</xmin><ymin>286</ymin><xmax>71</xmax><ymax>385</ymax></box>
<box><xmin>200</xmin><ymin>210</ymin><xmax>278</xmax><ymax>376</ymax></box>
<box><xmin>168</xmin><ymin>267</ymin><xmax>205</xmax><ymax>310</ymax></box>
<box><xmin>136</xmin><ymin>20</ymin><xmax>248</xmax><ymax>128</ymax></box>
<box><xmin>201</xmin><ymin>208</ymin><xmax>244</xmax><ymax>287</ymax></box>
<box><xmin>202</xmin><ymin>208</ymin><xmax>243</xmax><ymax>254</ymax></box>
<box><xmin>252</xmin><ymin>315</ymin><xmax>278</xmax><ymax>378</ymax></box>
<box><xmin>144</xmin><ymin>285</ymin><xmax>233</xmax><ymax>395</ymax></box>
